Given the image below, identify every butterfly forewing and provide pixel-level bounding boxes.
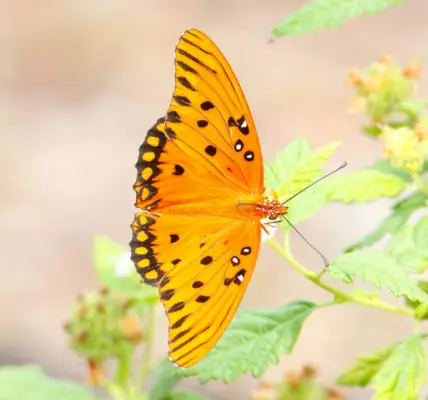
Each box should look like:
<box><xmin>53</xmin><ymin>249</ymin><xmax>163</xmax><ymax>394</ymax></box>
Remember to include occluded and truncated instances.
<box><xmin>166</xmin><ymin>29</ymin><xmax>264</xmax><ymax>191</ymax></box>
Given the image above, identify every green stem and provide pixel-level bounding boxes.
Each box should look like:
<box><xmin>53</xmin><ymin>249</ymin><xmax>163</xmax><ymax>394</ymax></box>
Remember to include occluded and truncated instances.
<box><xmin>114</xmin><ymin>347</ymin><xmax>133</xmax><ymax>386</ymax></box>
<box><xmin>412</xmin><ymin>174</ymin><xmax>428</xmax><ymax>195</ymax></box>
<box><xmin>270</xmin><ymin>236</ymin><xmax>414</xmax><ymax>317</ymax></box>
<box><xmin>136</xmin><ymin>304</ymin><xmax>157</xmax><ymax>391</ymax></box>
<box><xmin>101</xmin><ymin>381</ymin><xmax>127</xmax><ymax>400</ymax></box>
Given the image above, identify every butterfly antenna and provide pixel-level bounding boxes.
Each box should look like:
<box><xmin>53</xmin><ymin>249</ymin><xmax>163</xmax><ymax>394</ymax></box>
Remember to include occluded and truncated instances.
<box><xmin>282</xmin><ymin>161</ymin><xmax>347</xmax><ymax>205</ymax></box>
<box><xmin>282</xmin><ymin>215</ymin><xmax>329</xmax><ymax>268</ymax></box>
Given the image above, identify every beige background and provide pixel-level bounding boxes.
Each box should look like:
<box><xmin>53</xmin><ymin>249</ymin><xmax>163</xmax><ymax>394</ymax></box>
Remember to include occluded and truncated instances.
<box><xmin>1</xmin><ymin>1</ymin><xmax>427</xmax><ymax>399</ymax></box>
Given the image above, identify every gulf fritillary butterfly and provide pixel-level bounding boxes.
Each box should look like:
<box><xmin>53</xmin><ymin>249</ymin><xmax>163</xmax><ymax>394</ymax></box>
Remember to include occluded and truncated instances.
<box><xmin>130</xmin><ymin>29</ymin><xmax>288</xmax><ymax>368</ymax></box>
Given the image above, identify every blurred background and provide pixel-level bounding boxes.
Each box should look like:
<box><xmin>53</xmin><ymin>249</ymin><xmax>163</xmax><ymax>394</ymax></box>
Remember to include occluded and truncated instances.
<box><xmin>1</xmin><ymin>0</ymin><xmax>427</xmax><ymax>399</ymax></box>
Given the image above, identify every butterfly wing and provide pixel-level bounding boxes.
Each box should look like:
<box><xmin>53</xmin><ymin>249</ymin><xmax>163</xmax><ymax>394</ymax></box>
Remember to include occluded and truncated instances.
<box><xmin>131</xmin><ymin>212</ymin><xmax>261</xmax><ymax>367</ymax></box>
<box><xmin>167</xmin><ymin>29</ymin><xmax>264</xmax><ymax>190</ymax></box>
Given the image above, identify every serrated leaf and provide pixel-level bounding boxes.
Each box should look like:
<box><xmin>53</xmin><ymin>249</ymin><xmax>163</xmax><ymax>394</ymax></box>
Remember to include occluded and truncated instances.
<box><xmin>264</xmin><ymin>138</ymin><xmax>311</xmax><ymax>190</ymax></box>
<box><xmin>387</xmin><ymin>225</ymin><xmax>428</xmax><ymax>274</ymax></box>
<box><xmin>0</xmin><ymin>366</ymin><xmax>95</xmax><ymax>400</ymax></box>
<box><xmin>345</xmin><ymin>211</ymin><xmax>411</xmax><ymax>253</ymax></box>
<box><xmin>371</xmin><ymin>334</ymin><xmax>426</xmax><ymax>400</ymax></box>
<box><xmin>337</xmin><ymin>342</ymin><xmax>398</xmax><ymax>387</ymax></box>
<box><xmin>150</xmin><ymin>359</ymin><xmax>184</xmax><ymax>400</ymax></box>
<box><xmin>276</xmin><ymin>141</ymin><xmax>341</xmax><ymax>199</ymax></box>
<box><xmin>327</xmin><ymin>170</ymin><xmax>407</xmax><ymax>203</ymax></box>
<box><xmin>93</xmin><ymin>235</ymin><xmax>158</xmax><ymax>308</ymax></box>
<box><xmin>371</xmin><ymin>159</ymin><xmax>412</xmax><ymax>182</ymax></box>
<box><xmin>329</xmin><ymin>251</ymin><xmax>428</xmax><ymax>303</ymax></box>
<box><xmin>272</xmin><ymin>0</ymin><xmax>403</xmax><ymax>37</ymax></box>
<box><xmin>414</xmin><ymin>216</ymin><xmax>428</xmax><ymax>247</ymax></box>
<box><xmin>346</xmin><ymin>192</ymin><xmax>427</xmax><ymax>252</ymax></box>
<box><xmin>179</xmin><ymin>301</ymin><xmax>316</xmax><ymax>383</ymax></box>
<box><xmin>286</xmin><ymin>183</ymin><xmax>329</xmax><ymax>225</ymax></box>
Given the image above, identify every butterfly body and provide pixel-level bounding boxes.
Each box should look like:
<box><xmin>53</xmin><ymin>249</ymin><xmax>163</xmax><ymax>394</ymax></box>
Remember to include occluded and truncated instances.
<box><xmin>130</xmin><ymin>29</ymin><xmax>288</xmax><ymax>368</ymax></box>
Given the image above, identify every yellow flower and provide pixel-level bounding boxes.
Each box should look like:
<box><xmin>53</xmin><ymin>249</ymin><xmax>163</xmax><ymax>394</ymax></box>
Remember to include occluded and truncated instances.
<box><xmin>381</xmin><ymin>125</ymin><xmax>426</xmax><ymax>173</ymax></box>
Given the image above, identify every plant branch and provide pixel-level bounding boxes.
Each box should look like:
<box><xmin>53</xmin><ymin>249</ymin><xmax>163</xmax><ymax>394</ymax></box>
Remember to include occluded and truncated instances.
<box><xmin>268</xmin><ymin>236</ymin><xmax>414</xmax><ymax>317</ymax></box>
<box><xmin>136</xmin><ymin>304</ymin><xmax>157</xmax><ymax>391</ymax></box>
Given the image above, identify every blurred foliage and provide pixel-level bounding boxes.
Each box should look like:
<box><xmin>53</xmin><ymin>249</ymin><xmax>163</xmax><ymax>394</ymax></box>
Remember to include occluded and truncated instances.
<box><xmin>251</xmin><ymin>365</ymin><xmax>344</xmax><ymax>400</ymax></box>
<box><xmin>4</xmin><ymin>1</ymin><xmax>428</xmax><ymax>399</ymax></box>
<box><xmin>271</xmin><ymin>0</ymin><xmax>403</xmax><ymax>38</ymax></box>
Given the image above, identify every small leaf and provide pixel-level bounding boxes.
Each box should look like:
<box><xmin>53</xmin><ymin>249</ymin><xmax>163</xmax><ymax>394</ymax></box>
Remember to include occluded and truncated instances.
<box><xmin>363</xmin><ymin>125</ymin><xmax>383</xmax><ymax>137</ymax></box>
<box><xmin>346</xmin><ymin>192</ymin><xmax>427</xmax><ymax>253</ymax></box>
<box><xmin>327</xmin><ymin>170</ymin><xmax>407</xmax><ymax>203</ymax></box>
<box><xmin>180</xmin><ymin>301</ymin><xmax>316</xmax><ymax>383</ymax></box>
<box><xmin>166</xmin><ymin>392</ymin><xmax>210</xmax><ymax>400</ymax></box>
<box><xmin>93</xmin><ymin>235</ymin><xmax>158</xmax><ymax>308</ymax></box>
<box><xmin>272</xmin><ymin>0</ymin><xmax>403</xmax><ymax>37</ymax></box>
<box><xmin>0</xmin><ymin>366</ymin><xmax>95</xmax><ymax>400</ymax></box>
<box><xmin>276</xmin><ymin>141</ymin><xmax>341</xmax><ymax>199</ymax></box>
<box><xmin>371</xmin><ymin>334</ymin><xmax>426</xmax><ymax>400</ymax></box>
<box><xmin>337</xmin><ymin>342</ymin><xmax>398</xmax><ymax>387</ymax></box>
<box><xmin>286</xmin><ymin>183</ymin><xmax>329</xmax><ymax>225</ymax></box>
<box><xmin>414</xmin><ymin>216</ymin><xmax>428</xmax><ymax>248</ymax></box>
<box><xmin>264</xmin><ymin>138</ymin><xmax>311</xmax><ymax>190</ymax></box>
<box><xmin>387</xmin><ymin>225</ymin><xmax>428</xmax><ymax>274</ymax></box>
<box><xmin>150</xmin><ymin>359</ymin><xmax>184</xmax><ymax>400</ymax></box>
<box><xmin>329</xmin><ymin>251</ymin><xmax>428</xmax><ymax>303</ymax></box>
<box><xmin>371</xmin><ymin>159</ymin><xmax>412</xmax><ymax>182</ymax></box>
<box><xmin>397</xmin><ymin>98</ymin><xmax>428</xmax><ymax>119</ymax></box>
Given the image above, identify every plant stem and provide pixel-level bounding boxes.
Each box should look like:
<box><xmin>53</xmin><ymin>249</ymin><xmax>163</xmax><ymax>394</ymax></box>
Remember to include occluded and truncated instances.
<box><xmin>115</xmin><ymin>348</ymin><xmax>133</xmax><ymax>386</ymax></box>
<box><xmin>101</xmin><ymin>381</ymin><xmax>127</xmax><ymax>400</ymax></box>
<box><xmin>136</xmin><ymin>304</ymin><xmax>157</xmax><ymax>391</ymax></box>
<box><xmin>269</xmin><ymin>236</ymin><xmax>414</xmax><ymax>317</ymax></box>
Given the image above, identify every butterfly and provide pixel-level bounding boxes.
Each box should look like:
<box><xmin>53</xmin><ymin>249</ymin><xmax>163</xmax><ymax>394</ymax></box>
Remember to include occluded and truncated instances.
<box><xmin>130</xmin><ymin>29</ymin><xmax>288</xmax><ymax>368</ymax></box>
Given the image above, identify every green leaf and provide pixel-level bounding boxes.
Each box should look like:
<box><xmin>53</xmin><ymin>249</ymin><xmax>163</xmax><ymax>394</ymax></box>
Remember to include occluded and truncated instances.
<box><xmin>327</xmin><ymin>170</ymin><xmax>407</xmax><ymax>203</ymax></box>
<box><xmin>387</xmin><ymin>224</ymin><xmax>428</xmax><ymax>274</ymax></box>
<box><xmin>166</xmin><ymin>392</ymin><xmax>210</xmax><ymax>400</ymax></box>
<box><xmin>371</xmin><ymin>159</ymin><xmax>412</xmax><ymax>182</ymax></box>
<box><xmin>329</xmin><ymin>251</ymin><xmax>428</xmax><ymax>303</ymax></box>
<box><xmin>150</xmin><ymin>359</ymin><xmax>184</xmax><ymax>400</ymax></box>
<box><xmin>93</xmin><ymin>235</ymin><xmax>158</xmax><ymax>308</ymax></box>
<box><xmin>272</xmin><ymin>0</ymin><xmax>403</xmax><ymax>37</ymax></box>
<box><xmin>371</xmin><ymin>334</ymin><xmax>426</xmax><ymax>400</ymax></box>
<box><xmin>264</xmin><ymin>138</ymin><xmax>311</xmax><ymax>190</ymax></box>
<box><xmin>276</xmin><ymin>141</ymin><xmax>341</xmax><ymax>199</ymax></box>
<box><xmin>337</xmin><ymin>342</ymin><xmax>398</xmax><ymax>387</ymax></box>
<box><xmin>0</xmin><ymin>366</ymin><xmax>95</xmax><ymax>400</ymax></box>
<box><xmin>363</xmin><ymin>125</ymin><xmax>383</xmax><ymax>137</ymax></box>
<box><xmin>397</xmin><ymin>98</ymin><xmax>428</xmax><ymax>119</ymax></box>
<box><xmin>286</xmin><ymin>183</ymin><xmax>329</xmax><ymax>225</ymax></box>
<box><xmin>265</xmin><ymin>141</ymin><xmax>340</xmax><ymax>227</ymax></box>
<box><xmin>345</xmin><ymin>192</ymin><xmax>427</xmax><ymax>252</ymax></box>
<box><xmin>180</xmin><ymin>301</ymin><xmax>316</xmax><ymax>383</ymax></box>
<box><xmin>414</xmin><ymin>216</ymin><xmax>428</xmax><ymax>248</ymax></box>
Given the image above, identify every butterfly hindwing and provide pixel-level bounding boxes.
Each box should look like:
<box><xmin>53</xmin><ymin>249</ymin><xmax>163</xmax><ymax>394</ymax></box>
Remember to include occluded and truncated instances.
<box><xmin>130</xmin><ymin>212</ymin><xmax>261</xmax><ymax>367</ymax></box>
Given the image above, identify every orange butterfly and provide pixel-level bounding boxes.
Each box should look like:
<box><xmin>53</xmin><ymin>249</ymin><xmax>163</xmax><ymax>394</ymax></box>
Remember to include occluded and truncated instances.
<box><xmin>130</xmin><ymin>29</ymin><xmax>287</xmax><ymax>368</ymax></box>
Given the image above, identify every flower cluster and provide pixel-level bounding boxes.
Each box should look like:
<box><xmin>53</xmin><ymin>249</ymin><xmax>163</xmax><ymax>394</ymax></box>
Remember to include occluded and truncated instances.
<box><xmin>381</xmin><ymin>124</ymin><xmax>428</xmax><ymax>173</ymax></box>
<box><xmin>64</xmin><ymin>287</ymin><xmax>143</xmax><ymax>384</ymax></box>
<box><xmin>348</xmin><ymin>55</ymin><xmax>421</xmax><ymax>122</ymax></box>
<box><xmin>251</xmin><ymin>365</ymin><xmax>344</xmax><ymax>400</ymax></box>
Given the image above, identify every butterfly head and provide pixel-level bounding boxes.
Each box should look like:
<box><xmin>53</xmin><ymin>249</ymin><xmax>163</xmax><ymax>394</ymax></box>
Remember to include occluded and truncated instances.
<box><xmin>258</xmin><ymin>188</ymin><xmax>288</xmax><ymax>221</ymax></box>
